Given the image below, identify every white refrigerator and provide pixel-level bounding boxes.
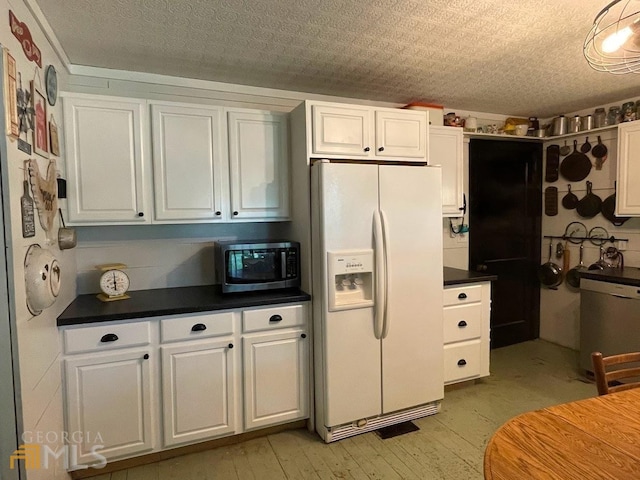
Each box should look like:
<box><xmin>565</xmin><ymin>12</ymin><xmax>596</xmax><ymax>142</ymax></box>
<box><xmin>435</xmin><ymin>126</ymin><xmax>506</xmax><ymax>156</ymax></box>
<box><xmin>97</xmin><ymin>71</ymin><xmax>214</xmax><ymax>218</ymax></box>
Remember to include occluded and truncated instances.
<box><xmin>311</xmin><ymin>160</ymin><xmax>444</xmax><ymax>442</ymax></box>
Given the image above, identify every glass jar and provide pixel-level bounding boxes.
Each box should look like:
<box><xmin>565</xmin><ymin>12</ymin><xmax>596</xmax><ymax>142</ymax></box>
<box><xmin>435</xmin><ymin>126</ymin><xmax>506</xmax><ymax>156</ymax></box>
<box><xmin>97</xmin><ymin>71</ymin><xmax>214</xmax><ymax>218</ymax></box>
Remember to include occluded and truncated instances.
<box><xmin>593</xmin><ymin>107</ymin><xmax>606</xmax><ymax>128</ymax></box>
<box><xmin>608</xmin><ymin>106</ymin><xmax>621</xmax><ymax>125</ymax></box>
<box><xmin>621</xmin><ymin>101</ymin><xmax>636</xmax><ymax>122</ymax></box>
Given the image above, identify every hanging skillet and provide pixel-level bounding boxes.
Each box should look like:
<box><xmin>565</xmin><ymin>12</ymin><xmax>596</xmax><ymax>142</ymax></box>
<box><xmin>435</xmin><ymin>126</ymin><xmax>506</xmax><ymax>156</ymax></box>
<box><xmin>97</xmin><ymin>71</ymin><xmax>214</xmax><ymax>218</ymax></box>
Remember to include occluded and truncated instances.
<box><xmin>601</xmin><ymin>182</ymin><xmax>630</xmax><ymax>226</ymax></box>
<box><xmin>560</xmin><ymin>140</ymin><xmax>592</xmax><ymax>182</ymax></box>
<box><xmin>561</xmin><ymin>184</ymin><xmax>578</xmax><ymax>210</ymax></box>
<box><xmin>576</xmin><ymin>181</ymin><xmax>602</xmax><ymax>218</ymax></box>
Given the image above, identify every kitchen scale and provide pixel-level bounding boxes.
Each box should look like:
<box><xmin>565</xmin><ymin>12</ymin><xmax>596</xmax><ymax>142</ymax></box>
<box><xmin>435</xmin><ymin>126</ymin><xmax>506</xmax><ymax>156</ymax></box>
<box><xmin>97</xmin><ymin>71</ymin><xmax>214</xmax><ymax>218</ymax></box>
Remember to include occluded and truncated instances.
<box><xmin>96</xmin><ymin>263</ymin><xmax>130</xmax><ymax>302</ymax></box>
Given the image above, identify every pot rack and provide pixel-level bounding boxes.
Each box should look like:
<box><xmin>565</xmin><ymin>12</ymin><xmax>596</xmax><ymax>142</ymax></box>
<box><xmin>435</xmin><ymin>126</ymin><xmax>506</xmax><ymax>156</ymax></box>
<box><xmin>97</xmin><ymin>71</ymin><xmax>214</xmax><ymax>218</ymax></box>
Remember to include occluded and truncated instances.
<box><xmin>543</xmin><ymin>235</ymin><xmax>627</xmax><ymax>243</ymax></box>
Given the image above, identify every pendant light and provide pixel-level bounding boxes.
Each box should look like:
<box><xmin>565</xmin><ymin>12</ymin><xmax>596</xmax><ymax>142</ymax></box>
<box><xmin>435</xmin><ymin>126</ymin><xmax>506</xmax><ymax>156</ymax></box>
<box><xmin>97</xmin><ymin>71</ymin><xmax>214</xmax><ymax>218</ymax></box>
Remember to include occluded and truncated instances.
<box><xmin>584</xmin><ymin>0</ymin><xmax>640</xmax><ymax>73</ymax></box>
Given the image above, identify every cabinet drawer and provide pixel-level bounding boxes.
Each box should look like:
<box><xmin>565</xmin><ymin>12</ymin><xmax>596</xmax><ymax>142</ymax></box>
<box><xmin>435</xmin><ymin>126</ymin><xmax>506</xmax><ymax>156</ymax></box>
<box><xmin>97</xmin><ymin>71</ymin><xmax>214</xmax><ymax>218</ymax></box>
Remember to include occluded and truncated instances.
<box><xmin>63</xmin><ymin>321</ymin><xmax>151</xmax><ymax>354</ymax></box>
<box><xmin>444</xmin><ymin>341</ymin><xmax>481</xmax><ymax>383</ymax></box>
<box><xmin>160</xmin><ymin>311</ymin><xmax>234</xmax><ymax>343</ymax></box>
<box><xmin>243</xmin><ymin>304</ymin><xmax>306</xmax><ymax>333</ymax></box>
<box><xmin>443</xmin><ymin>284</ymin><xmax>482</xmax><ymax>306</ymax></box>
<box><xmin>443</xmin><ymin>303</ymin><xmax>482</xmax><ymax>344</ymax></box>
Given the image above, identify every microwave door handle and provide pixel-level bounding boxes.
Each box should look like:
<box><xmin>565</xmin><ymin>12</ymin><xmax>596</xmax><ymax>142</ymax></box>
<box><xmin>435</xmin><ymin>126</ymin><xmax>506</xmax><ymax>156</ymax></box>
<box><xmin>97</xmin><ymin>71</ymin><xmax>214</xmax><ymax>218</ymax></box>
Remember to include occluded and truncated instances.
<box><xmin>281</xmin><ymin>251</ymin><xmax>287</xmax><ymax>279</ymax></box>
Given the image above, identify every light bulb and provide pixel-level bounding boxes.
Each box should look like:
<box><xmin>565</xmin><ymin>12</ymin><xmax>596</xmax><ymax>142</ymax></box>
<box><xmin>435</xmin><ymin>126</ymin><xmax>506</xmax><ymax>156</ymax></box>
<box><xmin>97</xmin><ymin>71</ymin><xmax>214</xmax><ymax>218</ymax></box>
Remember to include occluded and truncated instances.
<box><xmin>602</xmin><ymin>26</ymin><xmax>634</xmax><ymax>52</ymax></box>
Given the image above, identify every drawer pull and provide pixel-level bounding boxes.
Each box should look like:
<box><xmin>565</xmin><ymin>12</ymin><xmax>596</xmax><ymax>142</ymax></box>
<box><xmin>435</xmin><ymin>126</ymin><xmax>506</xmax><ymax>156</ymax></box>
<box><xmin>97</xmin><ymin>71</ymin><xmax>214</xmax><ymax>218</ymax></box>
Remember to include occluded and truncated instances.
<box><xmin>143</xmin><ymin>354</ymin><xmax>149</xmax><ymax>360</ymax></box>
<box><xmin>457</xmin><ymin>359</ymin><xmax>467</xmax><ymax>366</ymax></box>
<box><xmin>458</xmin><ymin>293</ymin><xmax>467</xmax><ymax>300</ymax></box>
<box><xmin>269</xmin><ymin>315</ymin><xmax>283</xmax><ymax>323</ymax></box>
<box><xmin>100</xmin><ymin>333</ymin><xmax>119</xmax><ymax>343</ymax></box>
<box><xmin>458</xmin><ymin>320</ymin><xmax>468</xmax><ymax>328</ymax></box>
<box><xmin>191</xmin><ymin>323</ymin><xmax>207</xmax><ymax>332</ymax></box>
<box><xmin>228</xmin><ymin>343</ymin><xmax>234</xmax><ymax>349</ymax></box>
<box><xmin>301</xmin><ymin>333</ymin><xmax>307</xmax><ymax>339</ymax></box>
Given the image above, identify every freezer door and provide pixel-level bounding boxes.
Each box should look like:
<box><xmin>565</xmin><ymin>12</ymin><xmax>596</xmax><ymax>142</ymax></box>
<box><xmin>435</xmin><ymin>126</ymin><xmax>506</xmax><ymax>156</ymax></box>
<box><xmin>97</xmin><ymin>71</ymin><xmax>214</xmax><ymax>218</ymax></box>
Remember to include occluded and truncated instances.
<box><xmin>378</xmin><ymin>165</ymin><xmax>444</xmax><ymax>413</ymax></box>
<box><xmin>315</xmin><ymin>162</ymin><xmax>383</xmax><ymax>427</ymax></box>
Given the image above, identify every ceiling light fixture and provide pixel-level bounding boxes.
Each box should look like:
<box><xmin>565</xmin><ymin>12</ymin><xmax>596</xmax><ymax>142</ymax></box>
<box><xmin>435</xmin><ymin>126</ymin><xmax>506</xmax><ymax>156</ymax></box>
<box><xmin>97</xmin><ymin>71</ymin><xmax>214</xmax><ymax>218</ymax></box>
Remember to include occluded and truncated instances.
<box><xmin>584</xmin><ymin>0</ymin><xmax>640</xmax><ymax>73</ymax></box>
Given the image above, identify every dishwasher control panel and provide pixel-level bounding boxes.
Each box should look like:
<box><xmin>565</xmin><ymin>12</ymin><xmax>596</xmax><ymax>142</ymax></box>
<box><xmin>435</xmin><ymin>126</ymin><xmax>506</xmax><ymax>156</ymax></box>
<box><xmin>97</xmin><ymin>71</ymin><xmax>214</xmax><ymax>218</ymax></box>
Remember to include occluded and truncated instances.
<box><xmin>580</xmin><ymin>278</ymin><xmax>640</xmax><ymax>299</ymax></box>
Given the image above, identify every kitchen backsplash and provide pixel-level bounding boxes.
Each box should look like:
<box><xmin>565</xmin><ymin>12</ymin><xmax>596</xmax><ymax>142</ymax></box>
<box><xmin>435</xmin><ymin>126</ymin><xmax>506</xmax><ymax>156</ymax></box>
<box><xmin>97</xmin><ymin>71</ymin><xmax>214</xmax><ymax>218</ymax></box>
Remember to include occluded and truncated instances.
<box><xmin>74</xmin><ymin>223</ymin><xmax>288</xmax><ymax>294</ymax></box>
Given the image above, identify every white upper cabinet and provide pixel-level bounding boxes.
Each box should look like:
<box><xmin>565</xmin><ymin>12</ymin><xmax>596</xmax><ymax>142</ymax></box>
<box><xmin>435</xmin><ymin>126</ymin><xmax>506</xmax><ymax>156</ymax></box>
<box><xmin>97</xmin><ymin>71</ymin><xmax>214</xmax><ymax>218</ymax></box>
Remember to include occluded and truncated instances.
<box><xmin>616</xmin><ymin>121</ymin><xmax>640</xmax><ymax>216</ymax></box>
<box><xmin>63</xmin><ymin>94</ymin><xmax>151</xmax><ymax>224</ymax></box>
<box><xmin>375</xmin><ymin>109</ymin><xmax>427</xmax><ymax>159</ymax></box>
<box><xmin>309</xmin><ymin>101</ymin><xmax>427</xmax><ymax>162</ymax></box>
<box><xmin>227</xmin><ymin>110</ymin><xmax>290</xmax><ymax>220</ymax></box>
<box><xmin>62</xmin><ymin>93</ymin><xmax>291</xmax><ymax>224</ymax></box>
<box><xmin>151</xmin><ymin>103</ymin><xmax>226</xmax><ymax>222</ymax></box>
<box><xmin>311</xmin><ymin>104</ymin><xmax>372</xmax><ymax>157</ymax></box>
<box><xmin>429</xmin><ymin>126</ymin><xmax>464</xmax><ymax>216</ymax></box>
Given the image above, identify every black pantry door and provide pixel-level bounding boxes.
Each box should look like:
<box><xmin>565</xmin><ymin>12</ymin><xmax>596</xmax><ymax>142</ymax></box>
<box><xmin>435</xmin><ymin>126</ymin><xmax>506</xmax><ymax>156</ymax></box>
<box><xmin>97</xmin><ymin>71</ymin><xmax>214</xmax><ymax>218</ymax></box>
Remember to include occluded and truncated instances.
<box><xmin>469</xmin><ymin>139</ymin><xmax>542</xmax><ymax>349</ymax></box>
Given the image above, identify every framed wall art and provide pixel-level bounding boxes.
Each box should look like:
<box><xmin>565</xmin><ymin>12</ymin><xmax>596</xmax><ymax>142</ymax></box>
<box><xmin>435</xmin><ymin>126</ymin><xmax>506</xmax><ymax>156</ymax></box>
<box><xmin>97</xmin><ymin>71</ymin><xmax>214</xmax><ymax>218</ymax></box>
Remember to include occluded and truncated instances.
<box><xmin>31</xmin><ymin>80</ymin><xmax>48</xmax><ymax>158</ymax></box>
<box><xmin>3</xmin><ymin>49</ymin><xmax>19</xmax><ymax>138</ymax></box>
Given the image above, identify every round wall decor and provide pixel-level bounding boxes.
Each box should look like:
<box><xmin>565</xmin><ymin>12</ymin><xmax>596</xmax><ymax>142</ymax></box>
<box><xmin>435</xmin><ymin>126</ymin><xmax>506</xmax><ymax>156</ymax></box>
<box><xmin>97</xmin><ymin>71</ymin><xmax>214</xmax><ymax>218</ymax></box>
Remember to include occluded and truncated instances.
<box><xmin>45</xmin><ymin>65</ymin><xmax>57</xmax><ymax>106</ymax></box>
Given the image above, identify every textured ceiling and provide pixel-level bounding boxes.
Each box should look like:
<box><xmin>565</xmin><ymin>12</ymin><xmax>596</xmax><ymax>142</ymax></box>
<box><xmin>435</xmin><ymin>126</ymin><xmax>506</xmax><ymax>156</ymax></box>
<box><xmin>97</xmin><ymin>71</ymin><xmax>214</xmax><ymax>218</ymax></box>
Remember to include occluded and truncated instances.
<box><xmin>34</xmin><ymin>0</ymin><xmax>640</xmax><ymax>117</ymax></box>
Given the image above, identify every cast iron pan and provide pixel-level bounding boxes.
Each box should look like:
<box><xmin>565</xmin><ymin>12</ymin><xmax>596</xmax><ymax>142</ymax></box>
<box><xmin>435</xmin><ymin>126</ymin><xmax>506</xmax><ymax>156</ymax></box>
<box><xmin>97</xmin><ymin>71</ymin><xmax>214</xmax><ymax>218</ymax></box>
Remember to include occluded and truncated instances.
<box><xmin>561</xmin><ymin>184</ymin><xmax>578</xmax><ymax>209</ymax></box>
<box><xmin>592</xmin><ymin>136</ymin><xmax>608</xmax><ymax>159</ymax></box>
<box><xmin>544</xmin><ymin>186</ymin><xmax>558</xmax><ymax>216</ymax></box>
<box><xmin>560</xmin><ymin>140</ymin><xmax>592</xmax><ymax>182</ymax></box>
<box><xmin>601</xmin><ymin>184</ymin><xmax>630</xmax><ymax>226</ymax></box>
<box><xmin>538</xmin><ymin>241</ymin><xmax>563</xmax><ymax>288</ymax></box>
<box><xmin>565</xmin><ymin>243</ymin><xmax>586</xmax><ymax>289</ymax></box>
<box><xmin>545</xmin><ymin>145</ymin><xmax>560</xmax><ymax>183</ymax></box>
<box><xmin>576</xmin><ymin>181</ymin><xmax>602</xmax><ymax>218</ymax></box>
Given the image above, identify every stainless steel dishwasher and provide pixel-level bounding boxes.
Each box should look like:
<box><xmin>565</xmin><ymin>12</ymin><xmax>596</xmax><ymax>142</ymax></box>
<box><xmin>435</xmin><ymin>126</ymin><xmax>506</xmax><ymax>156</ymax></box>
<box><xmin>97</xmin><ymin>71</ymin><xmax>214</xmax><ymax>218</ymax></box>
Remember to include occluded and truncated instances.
<box><xmin>579</xmin><ymin>277</ymin><xmax>640</xmax><ymax>373</ymax></box>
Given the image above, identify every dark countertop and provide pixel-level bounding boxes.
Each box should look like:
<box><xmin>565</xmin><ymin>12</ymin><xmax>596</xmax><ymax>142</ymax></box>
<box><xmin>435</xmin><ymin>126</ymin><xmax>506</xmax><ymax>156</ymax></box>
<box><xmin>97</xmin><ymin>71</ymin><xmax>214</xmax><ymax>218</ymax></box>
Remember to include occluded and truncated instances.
<box><xmin>444</xmin><ymin>267</ymin><xmax>497</xmax><ymax>286</ymax></box>
<box><xmin>579</xmin><ymin>267</ymin><xmax>640</xmax><ymax>288</ymax></box>
<box><xmin>57</xmin><ymin>285</ymin><xmax>311</xmax><ymax>326</ymax></box>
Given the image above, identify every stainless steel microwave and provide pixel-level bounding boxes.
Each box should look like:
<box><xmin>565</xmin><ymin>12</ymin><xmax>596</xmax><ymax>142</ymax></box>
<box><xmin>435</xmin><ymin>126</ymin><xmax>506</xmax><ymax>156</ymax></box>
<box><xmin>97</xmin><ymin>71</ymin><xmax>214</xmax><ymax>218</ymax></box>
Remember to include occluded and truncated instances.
<box><xmin>214</xmin><ymin>240</ymin><xmax>301</xmax><ymax>293</ymax></box>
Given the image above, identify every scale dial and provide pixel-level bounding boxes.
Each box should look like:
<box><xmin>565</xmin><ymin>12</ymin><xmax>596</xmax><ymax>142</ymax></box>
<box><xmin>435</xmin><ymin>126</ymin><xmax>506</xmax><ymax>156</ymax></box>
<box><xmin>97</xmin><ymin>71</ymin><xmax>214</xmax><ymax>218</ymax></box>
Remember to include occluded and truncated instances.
<box><xmin>99</xmin><ymin>269</ymin><xmax>130</xmax><ymax>297</ymax></box>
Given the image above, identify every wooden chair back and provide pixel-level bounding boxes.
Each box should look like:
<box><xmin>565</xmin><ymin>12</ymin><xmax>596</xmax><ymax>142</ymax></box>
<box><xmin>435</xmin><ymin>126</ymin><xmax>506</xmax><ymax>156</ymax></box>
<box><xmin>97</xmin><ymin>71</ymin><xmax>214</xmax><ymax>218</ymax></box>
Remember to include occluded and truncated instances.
<box><xmin>591</xmin><ymin>351</ymin><xmax>640</xmax><ymax>396</ymax></box>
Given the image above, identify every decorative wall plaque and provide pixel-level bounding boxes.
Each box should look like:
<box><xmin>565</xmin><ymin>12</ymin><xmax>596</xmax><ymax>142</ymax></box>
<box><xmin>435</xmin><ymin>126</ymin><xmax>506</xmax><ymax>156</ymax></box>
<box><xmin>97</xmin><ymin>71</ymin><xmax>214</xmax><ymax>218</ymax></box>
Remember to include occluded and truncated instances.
<box><xmin>31</xmin><ymin>80</ymin><xmax>48</xmax><ymax>158</ymax></box>
<box><xmin>3</xmin><ymin>49</ymin><xmax>19</xmax><ymax>138</ymax></box>
<box><xmin>27</xmin><ymin>159</ymin><xmax>58</xmax><ymax>234</ymax></box>
<box><xmin>9</xmin><ymin>11</ymin><xmax>42</xmax><ymax>67</ymax></box>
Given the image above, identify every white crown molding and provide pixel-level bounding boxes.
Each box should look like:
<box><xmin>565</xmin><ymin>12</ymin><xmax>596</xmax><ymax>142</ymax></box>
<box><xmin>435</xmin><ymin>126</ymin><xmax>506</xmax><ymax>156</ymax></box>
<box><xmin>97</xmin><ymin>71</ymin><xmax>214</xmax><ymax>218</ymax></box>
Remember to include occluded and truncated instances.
<box><xmin>66</xmin><ymin>64</ymin><xmax>402</xmax><ymax>108</ymax></box>
<box><xmin>22</xmin><ymin>0</ymin><xmax>71</xmax><ymax>71</ymax></box>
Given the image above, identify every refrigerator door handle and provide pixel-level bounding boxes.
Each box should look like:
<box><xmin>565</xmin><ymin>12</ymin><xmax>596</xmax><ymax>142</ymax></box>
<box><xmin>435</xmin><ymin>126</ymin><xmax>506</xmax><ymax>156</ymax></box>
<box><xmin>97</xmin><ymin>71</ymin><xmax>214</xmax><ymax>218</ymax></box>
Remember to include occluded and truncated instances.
<box><xmin>373</xmin><ymin>210</ymin><xmax>385</xmax><ymax>340</ymax></box>
<box><xmin>380</xmin><ymin>209</ymin><xmax>390</xmax><ymax>339</ymax></box>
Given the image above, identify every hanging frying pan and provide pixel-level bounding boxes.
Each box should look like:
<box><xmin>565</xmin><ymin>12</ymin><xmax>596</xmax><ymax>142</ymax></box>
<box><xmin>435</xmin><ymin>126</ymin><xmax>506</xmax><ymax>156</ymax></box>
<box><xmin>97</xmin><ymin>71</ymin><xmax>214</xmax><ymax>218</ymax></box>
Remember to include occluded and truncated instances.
<box><xmin>591</xmin><ymin>136</ymin><xmax>608</xmax><ymax>159</ymax></box>
<box><xmin>576</xmin><ymin>181</ymin><xmax>602</xmax><ymax>218</ymax></box>
<box><xmin>592</xmin><ymin>136</ymin><xmax>608</xmax><ymax>171</ymax></box>
<box><xmin>565</xmin><ymin>243</ymin><xmax>586</xmax><ymax>289</ymax></box>
<box><xmin>538</xmin><ymin>240</ymin><xmax>563</xmax><ymax>288</ymax></box>
<box><xmin>560</xmin><ymin>140</ymin><xmax>592</xmax><ymax>182</ymax></box>
<box><xmin>601</xmin><ymin>183</ymin><xmax>630</xmax><ymax>226</ymax></box>
<box><xmin>561</xmin><ymin>184</ymin><xmax>578</xmax><ymax>210</ymax></box>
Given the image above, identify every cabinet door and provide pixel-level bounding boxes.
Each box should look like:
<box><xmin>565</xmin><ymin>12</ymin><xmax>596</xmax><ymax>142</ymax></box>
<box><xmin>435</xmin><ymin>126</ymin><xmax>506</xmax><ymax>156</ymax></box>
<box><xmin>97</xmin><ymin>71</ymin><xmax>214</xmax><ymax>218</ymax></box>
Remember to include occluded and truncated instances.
<box><xmin>429</xmin><ymin>126</ymin><xmax>464</xmax><ymax>216</ymax></box>
<box><xmin>64</xmin><ymin>349</ymin><xmax>154</xmax><ymax>465</ymax></box>
<box><xmin>311</xmin><ymin>104</ymin><xmax>372</xmax><ymax>157</ymax></box>
<box><xmin>227</xmin><ymin>110</ymin><xmax>289</xmax><ymax>219</ymax></box>
<box><xmin>616</xmin><ymin>121</ymin><xmax>640</xmax><ymax>216</ymax></box>
<box><xmin>375</xmin><ymin>109</ymin><xmax>427</xmax><ymax>161</ymax></box>
<box><xmin>243</xmin><ymin>329</ymin><xmax>309</xmax><ymax>430</ymax></box>
<box><xmin>161</xmin><ymin>338</ymin><xmax>236</xmax><ymax>447</ymax></box>
<box><xmin>151</xmin><ymin>103</ymin><xmax>226</xmax><ymax>222</ymax></box>
<box><xmin>63</xmin><ymin>94</ymin><xmax>150</xmax><ymax>224</ymax></box>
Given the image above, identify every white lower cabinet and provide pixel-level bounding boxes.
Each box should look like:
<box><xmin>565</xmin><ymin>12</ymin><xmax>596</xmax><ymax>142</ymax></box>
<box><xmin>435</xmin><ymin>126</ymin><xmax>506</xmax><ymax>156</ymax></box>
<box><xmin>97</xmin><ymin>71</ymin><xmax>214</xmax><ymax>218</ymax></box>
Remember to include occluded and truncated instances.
<box><xmin>64</xmin><ymin>348</ymin><xmax>155</xmax><ymax>465</ymax></box>
<box><xmin>243</xmin><ymin>329</ymin><xmax>309</xmax><ymax>430</ymax></box>
<box><xmin>61</xmin><ymin>303</ymin><xmax>309</xmax><ymax>468</ymax></box>
<box><xmin>161</xmin><ymin>338</ymin><xmax>236</xmax><ymax>447</ymax></box>
<box><xmin>443</xmin><ymin>282</ymin><xmax>491</xmax><ymax>385</ymax></box>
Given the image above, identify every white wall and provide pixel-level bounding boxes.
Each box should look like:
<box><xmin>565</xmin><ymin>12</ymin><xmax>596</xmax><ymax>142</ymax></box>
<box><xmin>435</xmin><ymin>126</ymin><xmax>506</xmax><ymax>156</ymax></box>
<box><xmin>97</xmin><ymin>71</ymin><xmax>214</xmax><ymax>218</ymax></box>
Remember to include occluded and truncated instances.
<box><xmin>1</xmin><ymin>1</ymin><xmax>72</xmax><ymax>479</ymax></box>
<box><xmin>540</xmin><ymin>122</ymin><xmax>640</xmax><ymax>349</ymax></box>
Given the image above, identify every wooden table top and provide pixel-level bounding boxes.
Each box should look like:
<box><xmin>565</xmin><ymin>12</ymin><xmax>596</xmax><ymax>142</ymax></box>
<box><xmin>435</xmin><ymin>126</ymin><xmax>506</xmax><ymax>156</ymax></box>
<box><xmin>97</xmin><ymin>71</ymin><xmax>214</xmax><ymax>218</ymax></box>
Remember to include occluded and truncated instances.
<box><xmin>484</xmin><ymin>388</ymin><xmax>640</xmax><ymax>480</ymax></box>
